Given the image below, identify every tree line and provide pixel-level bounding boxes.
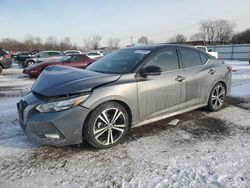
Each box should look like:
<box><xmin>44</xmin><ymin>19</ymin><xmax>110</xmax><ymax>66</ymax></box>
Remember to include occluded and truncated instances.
<box><xmin>168</xmin><ymin>19</ymin><xmax>250</xmax><ymax>45</ymax></box>
<box><xmin>1</xmin><ymin>19</ymin><xmax>250</xmax><ymax>52</ymax></box>
<box><xmin>0</xmin><ymin>34</ymin><xmax>121</xmax><ymax>52</ymax></box>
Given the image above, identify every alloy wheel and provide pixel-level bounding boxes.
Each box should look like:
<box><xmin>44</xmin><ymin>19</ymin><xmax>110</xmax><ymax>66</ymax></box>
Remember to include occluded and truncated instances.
<box><xmin>211</xmin><ymin>84</ymin><xmax>225</xmax><ymax>110</ymax></box>
<box><xmin>93</xmin><ymin>108</ymin><xmax>126</xmax><ymax>146</ymax></box>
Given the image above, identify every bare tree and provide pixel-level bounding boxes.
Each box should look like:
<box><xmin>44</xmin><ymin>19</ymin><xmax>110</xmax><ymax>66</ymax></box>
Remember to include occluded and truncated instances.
<box><xmin>35</xmin><ymin>37</ymin><xmax>43</xmax><ymax>50</ymax></box>
<box><xmin>0</xmin><ymin>38</ymin><xmax>23</xmax><ymax>51</ymax></box>
<box><xmin>24</xmin><ymin>34</ymin><xmax>36</xmax><ymax>51</ymax></box>
<box><xmin>45</xmin><ymin>36</ymin><xmax>58</xmax><ymax>50</ymax></box>
<box><xmin>214</xmin><ymin>20</ymin><xmax>235</xmax><ymax>44</ymax></box>
<box><xmin>59</xmin><ymin>37</ymin><xmax>72</xmax><ymax>50</ymax></box>
<box><xmin>199</xmin><ymin>20</ymin><xmax>216</xmax><ymax>45</ymax></box>
<box><xmin>0</xmin><ymin>35</ymin><xmax>80</xmax><ymax>52</ymax></box>
<box><xmin>190</xmin><ymin>33</ymin><xmax>203</xmax><ymax>41</ymax></box>
<box><xmin>91</xmin><ymin>35</ymin><xmax>102</xmax><ymax>50</ymax></box>
<box><xmin>168</xmin><ymin>34</ymin><xmax>187</xmax><ymax>43</ymax></box>
<box><xmin>138</xmin><ymin>36</ymin><xmax>149</xmax><ymax>44</ymax></box>
<box><xmin>107</xmin><ymin>38</ymin><xmax>121</xmax><ymax>49</ymax></box>
<box><xmin>199</xmin><ymin>19</ymin><xmax>235</xmax><ymax>45</ymax></box>
<box><xmin>83</xmin><ymin>38</ymin><xmax>92</xmax><ymax>51</ymax></box>
<box><xmin>232</xmin><ymin>28</ymin><xmax>250</xmax><ymax>44</ymax></box>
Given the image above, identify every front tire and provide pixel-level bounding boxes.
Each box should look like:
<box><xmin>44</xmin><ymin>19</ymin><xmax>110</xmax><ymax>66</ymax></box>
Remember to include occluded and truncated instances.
<box><xmin>207</xmin><ymin>83</ymin><xmax>226</xmax><ymax>111</ymax></box>
<box><xmin>27</xmin><ymin>61</ymin><xmax>35</xmax><ymax>67</ymax></box>
<box><xmin>83</xmin><ymin>102</ymin><xmax>129</xmax><ymax>149</ymax></box>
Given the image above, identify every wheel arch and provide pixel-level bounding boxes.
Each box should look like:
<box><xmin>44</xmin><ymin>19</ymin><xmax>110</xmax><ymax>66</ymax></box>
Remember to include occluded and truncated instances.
<box><xmin>84</xmin><ymin>98</ymin><xmax>133</xmax><ymax>129</ymax></box>
<box><xmin>218</xmin><ymin>81</ymin><xmax>227</xmax><ymax>95</ymax></box>
<box><xmin>213</xmin><ymin>80</ymin><xmax>228</xmax><ymax>95</ymax></box>
<box><xmin>206</xmin><ymin>79</ymin><xmax>228</xmax><ymax>104</ymax></box>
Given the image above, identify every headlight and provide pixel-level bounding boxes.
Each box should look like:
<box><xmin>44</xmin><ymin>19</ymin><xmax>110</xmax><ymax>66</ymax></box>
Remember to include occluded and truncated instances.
<box><xmin>36</xmin><ymin>95</ymin><xmax>89</xmax><ymax>112</ymax></box>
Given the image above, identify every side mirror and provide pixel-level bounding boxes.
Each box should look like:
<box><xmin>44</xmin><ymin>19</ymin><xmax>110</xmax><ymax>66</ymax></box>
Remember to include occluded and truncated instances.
<box><xmin>140</xmin><ymin>65</ymin><xmax>162</xmax><ymax>77</ymax></box>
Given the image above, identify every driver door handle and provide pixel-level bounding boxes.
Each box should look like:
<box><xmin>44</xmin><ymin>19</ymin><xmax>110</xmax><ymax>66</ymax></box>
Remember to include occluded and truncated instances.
<box><xmin>175</xmin><ymin>75</ymin><xmax>185</xmax><ymax>82</ymax></box>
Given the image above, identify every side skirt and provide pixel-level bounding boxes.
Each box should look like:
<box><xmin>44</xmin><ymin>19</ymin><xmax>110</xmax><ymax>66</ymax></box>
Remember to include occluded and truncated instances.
<box><xmin>132</xmin><ymin>104</ymin><xmax>207</xmax><ymax>128</ymax></box>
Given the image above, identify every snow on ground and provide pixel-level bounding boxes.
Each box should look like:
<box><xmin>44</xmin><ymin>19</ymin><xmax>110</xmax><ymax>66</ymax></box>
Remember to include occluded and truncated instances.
<box><xmin>0</xmin><ymin>62</ymin><xmax>249</xmax><ymax>187</ymax></box>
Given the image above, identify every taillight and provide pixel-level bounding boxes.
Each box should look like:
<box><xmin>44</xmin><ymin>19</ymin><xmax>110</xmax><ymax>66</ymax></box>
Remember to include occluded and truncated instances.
<box><xmin>227</xmin><ymin>65</ymin><xmax>232</xmax><ymax>72</ymax></box>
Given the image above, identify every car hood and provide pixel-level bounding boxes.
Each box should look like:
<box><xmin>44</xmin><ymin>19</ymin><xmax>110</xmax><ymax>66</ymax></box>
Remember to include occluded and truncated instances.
<box><xmin>24</xmin><ymin>61</ymin><xmax>58</xmax><ymax>71</ymax></box>
<box><xmin>32</xmin><ymin>65</ymin><xmax>121</xmax><ymax>97</ymax></box>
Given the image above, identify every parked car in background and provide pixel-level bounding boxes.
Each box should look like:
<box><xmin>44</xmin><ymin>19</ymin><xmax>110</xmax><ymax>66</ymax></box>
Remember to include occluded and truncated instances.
<box><xmin>23</xmin><ymin>54</ymin><xmax>94</xmax><ymax>77</ymax></box>
<box><xmin>22</xmin><ymin>51</ymin><xmax>64</xmax><ymax>68</ymax></box>
<box><xmin>17</xmin><ymin>44</ymin><xmax>232</xmax><ymax>149</ymax></box>
<box><xmin>0</xmin><ymin>48</ymin><xmax>12</xmax><ymax>73</ymax></box>
<box><xmin>15</xmin><ymin>51</ymin><xmax>40</xmax><ymax>65</ymax></box>
<box><xmin>195</xmin><ymin>46</ymin><xmax>218</xmax><ymax>59</ymax></box>
<box><xmin>64</xmin><ymin>50</ymin><xmax>82</xmax><ymax>55</ymax></box>
<box><xmin>11</xmin><ymin>51</ymin><xmax>28</xmax><ymax>60</ymax></box>
<box><xmin>100</xmin><ymin>50</ymin><xmax>114</xmax><ymax>56</ymax></box>
<box><xmin>86</xmin><ymin>51</ymin><xmax>103</xmax><ymax>60</ymax></box>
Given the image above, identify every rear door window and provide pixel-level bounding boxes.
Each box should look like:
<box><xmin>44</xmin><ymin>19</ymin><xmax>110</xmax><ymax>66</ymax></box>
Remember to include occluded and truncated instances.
<box><xmin>146</xmin><ymin>49</ymin><xmax>179</xmax><ymax>72</ymax></box>
<box><xmin>180</xmin><ymin>49</ymin><xmax>202</xmax><ymax>68</ymax></box>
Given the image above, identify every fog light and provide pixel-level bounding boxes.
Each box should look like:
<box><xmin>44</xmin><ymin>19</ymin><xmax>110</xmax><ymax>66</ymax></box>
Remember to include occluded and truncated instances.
<box><xmin>44</xmin><ymin>134</ymin><xmax>60</xmax><ymax>139</ymax></box>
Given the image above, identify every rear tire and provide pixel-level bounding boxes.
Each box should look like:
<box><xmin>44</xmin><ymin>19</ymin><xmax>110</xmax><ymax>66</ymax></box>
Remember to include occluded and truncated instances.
<box><xmin>206</xmin><ymin>82</ymin><xmax>226</xmax><ymax>111</ymax></box>
<box><xmin>83</xmin><ymin>102</ymin><xmax>129</xmax><ymax>149</ymax></box>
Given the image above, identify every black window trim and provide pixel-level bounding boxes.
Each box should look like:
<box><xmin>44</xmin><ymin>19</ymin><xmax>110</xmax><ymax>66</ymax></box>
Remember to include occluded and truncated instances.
<box><xmin>199</xmin><ymin>51</ymin><xmax>209</xmax><ymax>65</ymax></box>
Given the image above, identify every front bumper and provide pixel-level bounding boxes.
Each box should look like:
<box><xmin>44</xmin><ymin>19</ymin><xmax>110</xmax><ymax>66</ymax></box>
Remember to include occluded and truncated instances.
<box><xmin>17</xmin><ymin>94</ymin><xmax>91</xmax><ymax>146</ymax></box>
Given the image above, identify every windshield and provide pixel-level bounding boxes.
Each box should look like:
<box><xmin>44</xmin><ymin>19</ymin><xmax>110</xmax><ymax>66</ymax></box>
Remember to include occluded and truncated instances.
<box><xmin>35</xmin><ymin>52</ymin><xmax>44</xmax><ymax>58</ymax></box>
<box><xmin>59</xmin><ymin>56</ymin><xmax>71</xmax><ymax>62</ymax></box>
<box><xmin>86</xmin><ymin>49</ymin><xmax>150</xmax><ymax>74</ymax></box>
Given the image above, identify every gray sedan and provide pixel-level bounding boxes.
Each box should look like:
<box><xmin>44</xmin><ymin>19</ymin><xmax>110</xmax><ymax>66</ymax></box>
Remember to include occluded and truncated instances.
<box><xmin>17</xmin><ymin>44</ymin><xmax>232</xmax><ymax>148</ymax></box>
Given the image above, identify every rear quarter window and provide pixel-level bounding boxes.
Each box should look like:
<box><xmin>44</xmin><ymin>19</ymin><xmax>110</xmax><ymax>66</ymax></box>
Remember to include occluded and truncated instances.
<box><xmin>199</xmin><ymin>52</ymin><xmax>208</xmax><ymax>64</ymax></box>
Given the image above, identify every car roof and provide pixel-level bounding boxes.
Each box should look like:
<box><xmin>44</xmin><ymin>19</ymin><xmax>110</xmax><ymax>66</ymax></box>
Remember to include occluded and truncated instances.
<box><xmin>125</xmin><ymin>44</ymin><xmax>197</xmax><ymax>51</ymax></box>
<box><xmin>40</xmin><ymin>50</ymin><xmax>61</xmax><ymax>53</ymax></box>
<box><xmin>68</xmin><ymin>54</ymin><xmax>86</xmax><ymax>56</ymax></box>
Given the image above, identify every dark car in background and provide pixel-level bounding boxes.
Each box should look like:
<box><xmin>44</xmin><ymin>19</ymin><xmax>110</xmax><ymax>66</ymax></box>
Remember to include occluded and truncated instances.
<box><xmin>14</xmin><ymin>51</ymin><xmax>40</xmax><ymax>65</ymax></box>
<box><xmin>23</xmin><ymin>54</ymin><xmax>94</xmax><ymax>77</ymax></box>
<box><xmin>0</xmin><ymin>48</ymin><xmax>12</xmax><ymax>73</ymax></box>
<box><xmin>22</xmin><ymin>51</ymin><xmax>64</xmax><ymax>68</ymax></box>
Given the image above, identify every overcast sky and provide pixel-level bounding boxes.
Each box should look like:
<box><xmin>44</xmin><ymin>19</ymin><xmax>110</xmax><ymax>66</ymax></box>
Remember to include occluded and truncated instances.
<box><xmin>0</xmin><ymin>0</ymin><xmax>250</xmax><ymax>47</ymax></box>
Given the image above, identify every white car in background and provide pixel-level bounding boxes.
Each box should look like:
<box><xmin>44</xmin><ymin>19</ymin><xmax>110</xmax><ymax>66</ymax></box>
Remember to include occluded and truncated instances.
<box><xmin>195</xmin><ymin>46</ymin><xmax>218</xmax><ymax>59</ymax></box>
<box><xmin>86</xmin><ymin>51</ymin><xmax>104</xmax><ymax>60</ymax></box>
<box><xmin>64</xmin><ymin>50</ymin><xmax>82</xmax><ymax>55</ymax></box>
